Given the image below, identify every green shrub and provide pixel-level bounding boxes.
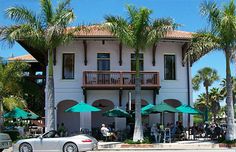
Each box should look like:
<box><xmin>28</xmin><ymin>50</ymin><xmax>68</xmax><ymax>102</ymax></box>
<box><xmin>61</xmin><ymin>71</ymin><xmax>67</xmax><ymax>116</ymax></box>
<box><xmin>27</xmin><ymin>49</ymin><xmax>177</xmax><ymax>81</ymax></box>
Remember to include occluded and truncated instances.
<box><xmin>124</xmin><ymin>137</ymin><xmax>151</xmax><ymax>144</ymax></box>
<box><xmin>3</xmin><ymin>130</ymin><xmax>19</xmax><ymax>141</ymax></box>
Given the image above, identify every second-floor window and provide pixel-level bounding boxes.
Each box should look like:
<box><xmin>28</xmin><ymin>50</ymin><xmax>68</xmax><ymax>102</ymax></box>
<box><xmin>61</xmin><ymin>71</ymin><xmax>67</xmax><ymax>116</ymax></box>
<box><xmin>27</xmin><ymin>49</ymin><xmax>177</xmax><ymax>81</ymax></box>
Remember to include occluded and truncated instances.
<box><xmin>62</xmin><ymin>53</ymin><xmax>74</xmax><ymax>79</ymax></box>
<box><xmin>97</xmin><ymin>53</ymin><xmax>110</xmax><ymax>71</ymax></box>
<box><xmin>131</xmin><ymin>53</ymin><xmax>144</xmax><ymax>71</ymax></box>
<box><xmin>164</xmin><ymin>54</ymin><xmax>176</xmax><ymax>80</ymax></box>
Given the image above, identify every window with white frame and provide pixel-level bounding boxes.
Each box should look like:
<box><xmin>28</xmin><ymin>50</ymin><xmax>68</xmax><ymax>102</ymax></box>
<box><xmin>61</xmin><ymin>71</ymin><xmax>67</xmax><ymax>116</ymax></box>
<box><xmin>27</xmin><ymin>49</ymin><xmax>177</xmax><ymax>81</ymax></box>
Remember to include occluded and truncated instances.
<box><xmin>62</xmin><ymin>53</ymin><xmax>75</xmax><ymax>79</ymax></box>
<box><xmin>164</xmin><ymin>54</ymin><xmax>176</xmax><ymax>80</ymax></box>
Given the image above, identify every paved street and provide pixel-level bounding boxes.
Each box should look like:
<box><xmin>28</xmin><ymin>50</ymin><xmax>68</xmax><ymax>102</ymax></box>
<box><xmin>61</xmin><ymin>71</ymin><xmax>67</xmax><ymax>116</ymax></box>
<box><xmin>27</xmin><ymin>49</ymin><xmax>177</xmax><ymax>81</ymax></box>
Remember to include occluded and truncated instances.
<box><xmin>4</xmin><ymin>147</ymin><xmax>236</xmax><ymax>152</ymax></box>
<box><xmin>90</xmin><ymin>150</ymin><xmax>236</xmax><ymax>152</ymax></box>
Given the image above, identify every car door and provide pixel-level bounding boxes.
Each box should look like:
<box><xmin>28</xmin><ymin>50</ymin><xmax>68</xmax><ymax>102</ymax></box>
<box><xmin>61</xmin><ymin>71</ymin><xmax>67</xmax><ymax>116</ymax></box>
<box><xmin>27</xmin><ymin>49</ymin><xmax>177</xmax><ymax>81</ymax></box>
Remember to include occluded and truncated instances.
<box><xmin>33</xmin><ymin>131</ymin><xmax>60</xmax><ymax>151</ymax></box>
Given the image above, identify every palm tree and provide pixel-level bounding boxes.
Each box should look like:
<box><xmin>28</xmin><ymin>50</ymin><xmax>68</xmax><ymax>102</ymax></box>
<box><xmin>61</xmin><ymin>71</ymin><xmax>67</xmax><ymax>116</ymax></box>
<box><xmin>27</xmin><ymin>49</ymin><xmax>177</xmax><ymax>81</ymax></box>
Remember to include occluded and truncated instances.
<box><xmin>0</xmin><ymin>61</ymin><xmax>28</xmax><ymax>131</ymax></box>
<box><xmin>195</xmin><ymin>88</ymin><xmax>223</xmax><ymax>122</ymax></box>
<box><xmin>0</xmin><ymin>0</ymin><xmax>76</xmax><ymax>131</ymax></box>
<box><xmin>186</xmin><ymin>0</ymin><xmax>236</xmax><ymax>140</ymax></box>
<box><xmin>209</xmin><ymin>87</ymin><xmax>224</xmax><ymax>122</ymax></box>
<box><xmin>192</xmin><ymin>67</ymin><xmax>219</xmax><ymax>109</ymax></box>
<box><xmin>220</xmin><ymin>77</ymin><xmax>236</xmax><ymax>104</ymax></box>
<box><xmin>105</xmin><ymin>5</ymin><xmax>177</xmax><ymax>141</ymax></box>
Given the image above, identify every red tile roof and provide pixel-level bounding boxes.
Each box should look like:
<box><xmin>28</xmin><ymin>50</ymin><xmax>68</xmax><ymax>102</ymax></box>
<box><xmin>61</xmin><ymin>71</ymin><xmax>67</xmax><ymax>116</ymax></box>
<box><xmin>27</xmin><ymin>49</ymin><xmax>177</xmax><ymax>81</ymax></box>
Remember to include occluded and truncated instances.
<box><xmin>70</xmin><ymin>25</ymin><xmax>192</xmax><ymax>39</ymax></box>
<box><xmin>8</xmin><ymin>54</ymin><xmax>37</xmax><ymax>62</ymax></box>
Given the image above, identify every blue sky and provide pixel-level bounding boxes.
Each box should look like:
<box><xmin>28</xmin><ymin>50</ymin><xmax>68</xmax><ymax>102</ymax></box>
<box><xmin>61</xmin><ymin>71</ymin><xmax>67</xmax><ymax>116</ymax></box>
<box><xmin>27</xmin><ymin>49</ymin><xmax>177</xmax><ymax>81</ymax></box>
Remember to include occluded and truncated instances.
<box><xmin>0</xmin><ymin>0</ymin><xmax>234</xmax><ymax>102</ymax></box>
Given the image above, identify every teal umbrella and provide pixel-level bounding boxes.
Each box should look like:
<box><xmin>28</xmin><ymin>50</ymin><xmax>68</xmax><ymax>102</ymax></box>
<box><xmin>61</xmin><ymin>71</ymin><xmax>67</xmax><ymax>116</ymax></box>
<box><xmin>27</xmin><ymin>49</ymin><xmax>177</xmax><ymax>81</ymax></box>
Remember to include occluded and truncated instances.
<box><xmin>146</xmin><ymin>102</ymin><xmax>180</xmax><ymax>113</ymax></box>
<box><xmin>103</xmin><ymin>107</ymin><xmax>131</xmax><ymax>118</ymax></box>
<box><xmin>176</xmin><ymin>104</ymin><xmax>201</xmax><ymax>115</ymax></box>
<box><xmin>65</xmin><ymin>102</ymin><xmax>101</xmax><ymax>112</ymax></box>
<box><xmin>141</xmin><ymin>104</ymin><xmax>154</xmax><ymax>115</ymax></box>
<box><xmin>25</xmin><ymin>111</ymin><xmax>40</xmax><ymax>120</ymax></box>
<box><xmin>4</xmin><ymin>107</ymin><xmax>30</xmax><ymax>119</ymax></box>
<box><xmin>144</xmin><ymin>103</ymin><xmax>180</xmax><ymax>125</ymax></box>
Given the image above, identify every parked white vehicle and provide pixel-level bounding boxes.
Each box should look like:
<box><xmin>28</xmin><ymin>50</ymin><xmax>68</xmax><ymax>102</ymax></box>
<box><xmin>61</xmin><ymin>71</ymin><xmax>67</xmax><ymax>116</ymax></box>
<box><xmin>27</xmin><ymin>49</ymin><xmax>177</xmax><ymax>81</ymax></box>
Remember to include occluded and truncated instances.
<box><xmin>13</xmin><ymin>130</ymin><xmax>98</xmax><ymax>152</ymax></box>
<box><xmin>0</xmin><ymin>133</ymin><xmax>12</xmax><ymax>152</ymax></box>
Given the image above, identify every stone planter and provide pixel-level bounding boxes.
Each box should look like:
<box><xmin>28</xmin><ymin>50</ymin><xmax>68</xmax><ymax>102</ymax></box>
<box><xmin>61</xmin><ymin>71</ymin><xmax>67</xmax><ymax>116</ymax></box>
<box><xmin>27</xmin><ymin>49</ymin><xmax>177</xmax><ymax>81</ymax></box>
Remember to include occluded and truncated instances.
<box><xmin>120</xmin><ymin>144</ymin><xmax>154</xmax><ymax>148</ymax></box>
<box><xmin>219</xmin><ymin>143</ymin><xmax>236</xmax><ymax>148</ymax></box>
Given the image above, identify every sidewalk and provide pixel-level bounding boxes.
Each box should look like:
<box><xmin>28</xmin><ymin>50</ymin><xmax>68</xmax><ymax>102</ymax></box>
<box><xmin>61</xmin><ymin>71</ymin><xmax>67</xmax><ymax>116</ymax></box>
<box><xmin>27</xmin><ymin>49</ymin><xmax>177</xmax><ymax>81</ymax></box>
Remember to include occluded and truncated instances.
<box><xmin>98</xmin><ymin>139</ymin><xmax>228</xmax><ymax>150</ymax></box>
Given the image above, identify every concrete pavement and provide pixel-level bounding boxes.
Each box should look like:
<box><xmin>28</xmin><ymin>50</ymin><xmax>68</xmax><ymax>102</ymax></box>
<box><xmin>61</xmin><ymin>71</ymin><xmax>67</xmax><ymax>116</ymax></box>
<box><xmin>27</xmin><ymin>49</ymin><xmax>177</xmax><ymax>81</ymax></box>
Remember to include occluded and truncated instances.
<box><xmin>90</xmin><ymin>150</ymin><xmax>236</xmax><ymax>152</ymax></box>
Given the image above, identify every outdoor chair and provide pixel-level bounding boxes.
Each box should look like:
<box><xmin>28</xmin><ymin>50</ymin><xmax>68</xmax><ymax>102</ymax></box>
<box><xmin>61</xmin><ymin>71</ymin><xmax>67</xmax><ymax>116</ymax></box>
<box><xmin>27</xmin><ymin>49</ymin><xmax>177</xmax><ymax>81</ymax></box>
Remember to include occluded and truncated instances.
<box><xmin>163</xmin><ymin>128</ymin><xmax>171</xmax><ymax>143</ymax></box>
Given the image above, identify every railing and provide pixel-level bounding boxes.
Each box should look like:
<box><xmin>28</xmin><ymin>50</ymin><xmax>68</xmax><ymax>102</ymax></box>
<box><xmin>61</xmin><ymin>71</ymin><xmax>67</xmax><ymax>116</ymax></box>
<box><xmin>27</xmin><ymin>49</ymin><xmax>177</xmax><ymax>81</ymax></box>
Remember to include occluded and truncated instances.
<box><xmin>83</xmin><ymin>71</ymin><xmax>160</xmax><ymax>89</ymax></box>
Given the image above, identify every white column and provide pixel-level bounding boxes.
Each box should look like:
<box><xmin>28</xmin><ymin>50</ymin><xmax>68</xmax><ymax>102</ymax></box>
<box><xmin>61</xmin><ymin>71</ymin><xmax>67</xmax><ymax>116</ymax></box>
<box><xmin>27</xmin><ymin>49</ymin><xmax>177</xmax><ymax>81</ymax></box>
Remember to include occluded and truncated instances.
<box><xmin>183</xmin><ymin>114</ymin><xmax>188</xmax><ymax>127</ymax></box>
<box><xmin>54</xmin><ymin>107</ymin><xmax>57</xmax><ymax>130</ymax></box>
<box><xmin>174</xmin><ymin>113</ymin><xmax>178</xmax><ymax>123</ymax></box>
<box><xmin>80</xmin><ymin>112</ymin><xmax>91</xmax><ymax>131</ymax></box>
<box><xmin>115</xmin><ymin>117</ymin><xmax>126</xmax><ymax>131</ymax></box>
<box><xmin>44</xmin><ymin>76</ymin><xmax>48</xmax><ymax>132</ymax></box>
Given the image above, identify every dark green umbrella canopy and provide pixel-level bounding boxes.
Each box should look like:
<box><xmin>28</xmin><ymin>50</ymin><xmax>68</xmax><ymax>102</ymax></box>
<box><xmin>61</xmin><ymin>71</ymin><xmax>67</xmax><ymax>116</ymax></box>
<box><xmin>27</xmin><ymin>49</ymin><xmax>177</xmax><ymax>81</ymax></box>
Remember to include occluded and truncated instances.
<box><xmin>65</xmin><ymin>102</ymin><xmax>101</xmax><ymax>112</ymax></box>
<box><xmin>176</xmin><ymin>104</ymin><xmax>201</xmax><ymax>115</ymax></box>
<box><xmin>3</xmin><ymin>107</ymin><xmax>39</xmax><ymax>119</ymax></box>
<box><xmin>103</xmin><ymin>107</ymin><xmax>131</xmax><ymax>118</ymax></box>
<box><xmin>145</xmin><ymin>102</ymin><xmax>180</xmax><ymax>114</ymax></box>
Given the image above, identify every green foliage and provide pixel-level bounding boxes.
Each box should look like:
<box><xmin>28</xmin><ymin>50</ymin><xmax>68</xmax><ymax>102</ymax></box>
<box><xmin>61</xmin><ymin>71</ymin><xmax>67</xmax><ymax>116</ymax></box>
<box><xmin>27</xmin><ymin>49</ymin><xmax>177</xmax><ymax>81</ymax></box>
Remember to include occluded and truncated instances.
<box><xmin>0</xmin><ymin>61</ymin><xmax>29</xmax><ymax>97</ymax></box>
<box><xmin>3</xmin><ymin>96</ymin><xmax>26</xmax><ymax>111</ymax></box>
<box><xmin>3</xmin><ymin>130</ymin><xmax>20</xmax><ymax>142</ymax></box>
<box><xmin>192</xmin><ymin>67</ymin><xmax>219</xmax><ymax>91</ymax></box>
<box><xmin>124</xmin><ymin>137</ymin><xmax>151</xmax><ymax>144</ymax></box>
<box><xmin>193</xmin><ymin>115</ymin><xmax>203</xmax><ymax>124</ymax></box>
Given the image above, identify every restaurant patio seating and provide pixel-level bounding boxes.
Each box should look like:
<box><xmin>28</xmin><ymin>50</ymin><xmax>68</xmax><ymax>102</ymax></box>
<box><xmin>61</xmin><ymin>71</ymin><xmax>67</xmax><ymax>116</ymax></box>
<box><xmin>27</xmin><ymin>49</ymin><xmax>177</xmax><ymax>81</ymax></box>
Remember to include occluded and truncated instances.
<box><xmin>163</xmin><ymin>128</ymin><xmax>171</xmax><ymax>143</ymax></box>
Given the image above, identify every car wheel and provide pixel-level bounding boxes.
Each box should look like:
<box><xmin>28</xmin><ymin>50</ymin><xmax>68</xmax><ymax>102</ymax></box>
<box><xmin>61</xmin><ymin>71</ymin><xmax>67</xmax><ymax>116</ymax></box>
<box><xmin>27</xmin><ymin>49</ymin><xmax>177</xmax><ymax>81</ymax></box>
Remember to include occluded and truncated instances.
<box><xmin>19</xmin><ymin>143</ymin><xmax>33</xmax><ymax>152</ymax></box>
<box><xmin>63</xmin><ymin>142</ymin><xmax>78</xmax><ymax>152</ymax></box>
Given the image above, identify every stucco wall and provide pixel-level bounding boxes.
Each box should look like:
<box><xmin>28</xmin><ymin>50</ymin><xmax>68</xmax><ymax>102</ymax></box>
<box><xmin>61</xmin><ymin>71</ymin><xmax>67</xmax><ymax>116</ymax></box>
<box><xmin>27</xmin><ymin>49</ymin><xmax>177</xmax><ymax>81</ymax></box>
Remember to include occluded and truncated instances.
<box><xmin>48</xmin><ymin>40</ymin><xmax>192</xmax><ymax>131</ymax></box>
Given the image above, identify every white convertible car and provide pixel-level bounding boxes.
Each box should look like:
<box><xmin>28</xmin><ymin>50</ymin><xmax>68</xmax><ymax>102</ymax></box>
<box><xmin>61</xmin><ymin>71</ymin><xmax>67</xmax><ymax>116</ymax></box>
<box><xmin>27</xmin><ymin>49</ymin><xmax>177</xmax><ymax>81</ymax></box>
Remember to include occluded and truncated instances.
<box><xmin>13</xmin><ymin>130</ymin><xmax>98</xmax><ymax>152</ymax></box>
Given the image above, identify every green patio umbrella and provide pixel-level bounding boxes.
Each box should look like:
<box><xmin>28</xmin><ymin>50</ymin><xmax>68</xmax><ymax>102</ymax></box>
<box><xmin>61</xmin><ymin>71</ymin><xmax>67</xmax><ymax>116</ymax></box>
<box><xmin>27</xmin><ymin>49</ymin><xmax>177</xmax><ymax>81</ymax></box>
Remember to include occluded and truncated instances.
<box><xmin>24</xmin><ymin>111</ymin><xmax>40</xmax><ymax>120</ymax></box>
<box><xmin>141</xmin><ymin>104</ymin><xmax>154</xmax><ymax>115</ymax></box>
<box><xmin>144</xmin><ymin>102</ymin><xmax>180</xmax><ymax>125</ymax></box>
<box><xmin>146</xmin><ymin>102</ymin><xmax>180</xmax><ymax>113</ymax></box>
<box><xmin>176</xmin><ymin>104</ymin><xmax>201</xmax><ymax>115</ymax></box>
<box><xmin>4</xmin><ymin>107</ymin><xmax>30</xmax><ymax>119</ymax></box>
<box><xmin>103</xmin><ymin>107</ymin><xmax>131</xmax><ymax>118</ymax></box>
<box><xmin>65</xmin><ymin>102</ymin><xmax>101</xmax><ymax>112</ymax></box>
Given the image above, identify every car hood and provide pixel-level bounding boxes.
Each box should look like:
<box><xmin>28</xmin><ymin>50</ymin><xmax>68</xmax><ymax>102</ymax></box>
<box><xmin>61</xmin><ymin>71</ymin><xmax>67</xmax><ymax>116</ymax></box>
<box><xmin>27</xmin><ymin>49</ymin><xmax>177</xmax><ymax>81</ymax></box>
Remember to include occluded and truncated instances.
<box><xmin>16</xmin><ymin>137</ymin><xmax>37</xmax><ymax>144</ymax></box>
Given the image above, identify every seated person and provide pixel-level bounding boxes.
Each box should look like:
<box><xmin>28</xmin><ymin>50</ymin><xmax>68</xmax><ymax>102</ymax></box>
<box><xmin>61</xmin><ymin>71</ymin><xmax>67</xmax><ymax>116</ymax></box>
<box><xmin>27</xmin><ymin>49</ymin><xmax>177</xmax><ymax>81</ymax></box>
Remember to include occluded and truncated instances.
<box><xmin>101</xmin><ymin>124</ymin><xmax>117</xmax><ymax>141</ymax></box>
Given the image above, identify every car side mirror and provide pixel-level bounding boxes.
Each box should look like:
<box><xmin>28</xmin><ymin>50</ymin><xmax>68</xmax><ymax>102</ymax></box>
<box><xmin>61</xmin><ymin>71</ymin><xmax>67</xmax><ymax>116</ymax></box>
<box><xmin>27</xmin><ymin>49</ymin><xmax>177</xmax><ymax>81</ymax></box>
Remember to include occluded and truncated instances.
<box><xmin>39</xmin><ymin>135</ymin><xmax>43</xmax><ymax>140</ymax></box>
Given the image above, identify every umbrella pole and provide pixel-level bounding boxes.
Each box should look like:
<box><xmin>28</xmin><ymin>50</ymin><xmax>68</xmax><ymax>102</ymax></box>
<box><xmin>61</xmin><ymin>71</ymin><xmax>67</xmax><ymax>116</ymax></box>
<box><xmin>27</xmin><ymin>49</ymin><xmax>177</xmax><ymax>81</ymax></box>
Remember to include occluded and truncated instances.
<box><xmin>162</xmin><ymin>112</ymin><xmax>164</xmax><ymax>127</ymax></box>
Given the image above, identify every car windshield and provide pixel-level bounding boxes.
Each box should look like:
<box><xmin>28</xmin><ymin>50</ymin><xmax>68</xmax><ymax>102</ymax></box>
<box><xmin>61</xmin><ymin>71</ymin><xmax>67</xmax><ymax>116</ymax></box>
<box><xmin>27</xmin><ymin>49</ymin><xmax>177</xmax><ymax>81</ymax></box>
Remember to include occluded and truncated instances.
<box><xmin>43</xmin><ymin>131</ymin><xmax>60</xmax><ymax>138</ymax></box>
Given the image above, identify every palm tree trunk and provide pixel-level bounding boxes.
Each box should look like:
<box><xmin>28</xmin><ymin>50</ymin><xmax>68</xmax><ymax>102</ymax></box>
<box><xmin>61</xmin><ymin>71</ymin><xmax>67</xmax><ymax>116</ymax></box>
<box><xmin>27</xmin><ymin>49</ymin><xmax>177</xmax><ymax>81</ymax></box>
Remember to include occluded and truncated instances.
<box><xmin>205</xmin><ymin>85</ymin><xmax>209</xmax><ymax>121</ymax></box>
<box><xmin>0</xmin><ymin>97</ymin><xmax>3</xmax><ymax>132</ymax></box>
<box><xmin>213</xmin><ymin>113</ymin><xmax>216</xmax><ymax>123</ymax></box>
<box><xmin>133</xmin><ymin>49</ymin><xmax>143</xmax><ymax>142</ymax></box>
<box><xmin>46</xmin><ymin>49</ymin><xmax>55</xmax><ymax>132</ymax></box>
<box><xmin>225</xmin><ymin>50</ymin><xmax>235</xmax><ymax>140</ymax></box>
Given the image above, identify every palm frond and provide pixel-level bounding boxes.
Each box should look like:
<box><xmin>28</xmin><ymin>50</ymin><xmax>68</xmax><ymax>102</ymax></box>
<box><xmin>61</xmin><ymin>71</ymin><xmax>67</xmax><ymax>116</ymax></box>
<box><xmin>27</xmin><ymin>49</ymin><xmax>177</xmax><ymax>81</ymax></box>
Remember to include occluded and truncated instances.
<box><xmin>147</xmin><ymin>18</ymin><xmax>177</xmax><ymax>45</ymax></box>
<box><xmin>105</xmin><ymin>15</ymin><xmax>134</xmax><ymax>47</ymax></box>
<box><xmin>40</xmin><ymin>0</ymin><xmax>53</xmax><ymax>25</ymax></box>
<box><xmin>56</xmin><ymin>0</ymin><xmax>71</xmax><ymax>14</ymax></box>
<box><xmin>5</xmin><ymin>6</ymin><xmax>39</xmax><ymax>25</ymax></box>
<box><xmin>200</xmin><ymin>0</ymin><xmax>221</xmax><ymax>34</ymax></box>
<box><xmin>185</xmin><ymin>32</ymin><xmax>219</xmax><ymax>64</ymax></box>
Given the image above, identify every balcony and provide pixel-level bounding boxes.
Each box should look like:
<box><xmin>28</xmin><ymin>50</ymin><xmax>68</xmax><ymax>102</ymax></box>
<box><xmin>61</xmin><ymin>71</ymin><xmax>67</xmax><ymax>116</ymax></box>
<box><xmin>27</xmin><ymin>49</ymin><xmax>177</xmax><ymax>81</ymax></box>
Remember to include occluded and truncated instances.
<box><xmin>82</xmin><ymin>71</ymin><xmax>160</xmax><ymax>90</ymax></box>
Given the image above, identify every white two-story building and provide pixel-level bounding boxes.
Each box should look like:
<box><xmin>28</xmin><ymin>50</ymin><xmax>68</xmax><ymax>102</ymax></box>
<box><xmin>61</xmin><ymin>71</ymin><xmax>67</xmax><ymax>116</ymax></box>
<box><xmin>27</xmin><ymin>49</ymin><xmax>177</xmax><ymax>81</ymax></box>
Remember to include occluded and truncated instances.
<box><xmin>17</xmin><ymin>26</ymin><xmax>193</xmax><ymax>134</ymax></box>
